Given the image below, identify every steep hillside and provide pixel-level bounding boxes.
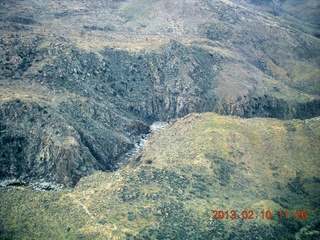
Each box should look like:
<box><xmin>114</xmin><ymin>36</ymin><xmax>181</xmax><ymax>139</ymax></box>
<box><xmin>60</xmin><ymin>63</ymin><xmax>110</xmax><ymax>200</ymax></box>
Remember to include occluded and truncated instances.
<box><xmin>1</xmin><ymin>113</ymin><xmax>319</xmax><ymax>239</ymax></box>
<box><xmin>0</xmin><ymin>0</ymin><xmax>319</xmax><ymax>186</ymax></box>
<box><xmin>244</xmin><ymin>0</ymin><xmax>320</xmax><ymax>26</ymax></box>
<box><xmin>0</xmin><ymin>80</ymin><xmax>149</xmax><ymax>188</ymax></box>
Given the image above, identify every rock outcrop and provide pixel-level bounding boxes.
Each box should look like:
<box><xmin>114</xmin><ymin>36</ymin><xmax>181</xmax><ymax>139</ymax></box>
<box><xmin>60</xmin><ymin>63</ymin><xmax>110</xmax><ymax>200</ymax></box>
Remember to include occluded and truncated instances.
<box><xmin>1</xmin><ymin>113</ymin><xmax>319</xmax><ymax>239</ymax></box>
<box><xmin>0</xmin><ymin>0</ymin><xmax>319</xmax><ymax>187</ymax></box>
<box><xmin>0</xmin><ymin>90</ymin><xmax>149</xmax><ymax>188</ymax></box>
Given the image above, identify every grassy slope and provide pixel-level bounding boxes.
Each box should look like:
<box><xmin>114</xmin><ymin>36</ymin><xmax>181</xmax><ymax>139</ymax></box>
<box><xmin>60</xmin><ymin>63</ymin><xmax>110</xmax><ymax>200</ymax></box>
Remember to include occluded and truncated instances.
<box><xmin>1</xmin><ymin>113</ymin><xmax>319</xmax><ymax>239</ymax></box>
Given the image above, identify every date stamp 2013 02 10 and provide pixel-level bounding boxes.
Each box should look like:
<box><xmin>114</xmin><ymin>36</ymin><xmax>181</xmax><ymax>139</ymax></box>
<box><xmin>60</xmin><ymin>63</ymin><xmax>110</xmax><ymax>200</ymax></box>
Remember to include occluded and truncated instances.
<box><xmin>211</xmin><ymin>210</ymin><xmax>308</xmax><ymax>220</ymax></box>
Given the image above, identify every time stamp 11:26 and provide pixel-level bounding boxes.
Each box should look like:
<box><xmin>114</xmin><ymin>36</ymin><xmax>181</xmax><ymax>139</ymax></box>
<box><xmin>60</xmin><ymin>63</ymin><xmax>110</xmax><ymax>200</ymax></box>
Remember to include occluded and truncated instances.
<box><xmin>212</xmin><ymin>210</ymin><xmax>308</xmax><ymax>220</ymax></box>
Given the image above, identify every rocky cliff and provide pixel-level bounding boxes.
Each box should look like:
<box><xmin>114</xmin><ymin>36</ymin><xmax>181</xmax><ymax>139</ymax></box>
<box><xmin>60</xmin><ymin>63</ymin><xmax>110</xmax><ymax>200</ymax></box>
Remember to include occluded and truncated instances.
<box><xmin>0</xmin><ymin>0</ymin><xmax>319</xmax><ymax>187</ymax></box>
<box><xmin>1</xmin><ymin>113</ymin><xmax>319</xmax><ymax>239</ymax></box>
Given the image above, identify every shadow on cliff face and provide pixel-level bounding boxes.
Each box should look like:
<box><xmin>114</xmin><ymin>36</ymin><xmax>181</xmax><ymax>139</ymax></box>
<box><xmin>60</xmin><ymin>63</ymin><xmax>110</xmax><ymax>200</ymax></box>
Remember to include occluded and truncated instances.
<box><xmin>29</xmin><ymin>39</ymin><xmax>320</xmax><ymax>122</ymax></box>
<box><xmin>0</xmin><ymin>0</ymin><xmax>319</xmax><ymax>188</ymax></box>
<box><xmin>0</xmin><ymin>37</ymin><xmax>319</xmax><ymax>188</ymax></box>
<box><xmin>0</xmin><ymin>96</ymin><xmax>149</xmax><ymax>188</ymax></box>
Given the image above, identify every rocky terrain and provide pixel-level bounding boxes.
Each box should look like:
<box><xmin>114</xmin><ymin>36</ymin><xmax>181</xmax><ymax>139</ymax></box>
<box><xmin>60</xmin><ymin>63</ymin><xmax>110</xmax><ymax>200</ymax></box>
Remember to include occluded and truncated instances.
<box><xmin>0</xmin><ymin>0</ymin><xmax>319</xmax><ymax>188</ymax></box>
<box><xmin>1</xmin><ymin>113</ymin><xmax>319</xmax><ymax>239</ymax></box>
<box><xmin>0</xmin><ymin>0</ymin><xmax>319</xmax><ymax>238</ymax></box>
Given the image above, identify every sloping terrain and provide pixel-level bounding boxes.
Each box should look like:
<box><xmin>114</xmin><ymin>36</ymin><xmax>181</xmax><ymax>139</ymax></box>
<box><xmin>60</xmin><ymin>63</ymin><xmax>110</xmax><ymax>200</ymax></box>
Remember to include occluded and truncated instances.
<box><xmin>0</xmin><ymin>1</ymin><xmax>319</xmax><ymax>238</ymax></box>
<box><xmin>0</xmin><ymin>0</ymin><xmax>319</xmax><ymax>188</ymax></box>
<box><xmin>0</xmin><ymin>113</ymin><xmax>319</xmax><ymax>239</ymax></box>
<box><xmin>0</xmin><ymin>80</ymin><xmax>149</xmax><ymax>188</ymax></box>
<box><xmin>244</xmin><ymin>0</ymin><xmax>320</xmax><ymax>26</ymax></box>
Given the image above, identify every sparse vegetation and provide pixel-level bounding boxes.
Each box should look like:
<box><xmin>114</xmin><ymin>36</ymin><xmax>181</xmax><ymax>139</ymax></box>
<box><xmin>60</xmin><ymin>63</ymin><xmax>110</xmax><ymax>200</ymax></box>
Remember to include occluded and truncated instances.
<box><xmin>0</xmin><ymin>0</ymin><xmax>319</xmax><ymax>238</ymax></box>
<box><xmin>1</xmin><ymin>113</ymin><xmax>319</xmax><ymax>239</ymax></box>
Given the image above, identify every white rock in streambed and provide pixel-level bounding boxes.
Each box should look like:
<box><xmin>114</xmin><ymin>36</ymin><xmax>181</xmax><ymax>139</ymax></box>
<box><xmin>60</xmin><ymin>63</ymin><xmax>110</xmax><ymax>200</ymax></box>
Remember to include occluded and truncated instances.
<box><xmin>150</xmin><ymin>121</ymin><xmax>169</xmax><ymax>132</ymax></box>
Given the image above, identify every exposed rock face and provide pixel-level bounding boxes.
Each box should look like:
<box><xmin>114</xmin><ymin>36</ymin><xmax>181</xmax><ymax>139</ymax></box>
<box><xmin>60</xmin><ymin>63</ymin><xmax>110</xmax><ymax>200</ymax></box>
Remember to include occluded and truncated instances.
<box><xmin>0</xmin><ymin>95</ymin><xmax>149</xmax><ymax>188</ymax></box>
<box><xmin>1</xmin><ymin>113</ymin><xmax>319</xmax><ymax>239</ymax></box>
<box><xmin>0</xmin><ymin>0</ymin><xmax>319</xmax><ymax>187</ymax></box>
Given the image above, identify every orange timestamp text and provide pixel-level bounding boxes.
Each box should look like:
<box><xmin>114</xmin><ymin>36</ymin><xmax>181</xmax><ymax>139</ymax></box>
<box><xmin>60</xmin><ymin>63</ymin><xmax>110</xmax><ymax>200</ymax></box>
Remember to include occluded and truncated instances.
<box><xmin>212</xmin><ymin>210</ymin><xmax>308</xmax><ymax>220</ymax></box>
